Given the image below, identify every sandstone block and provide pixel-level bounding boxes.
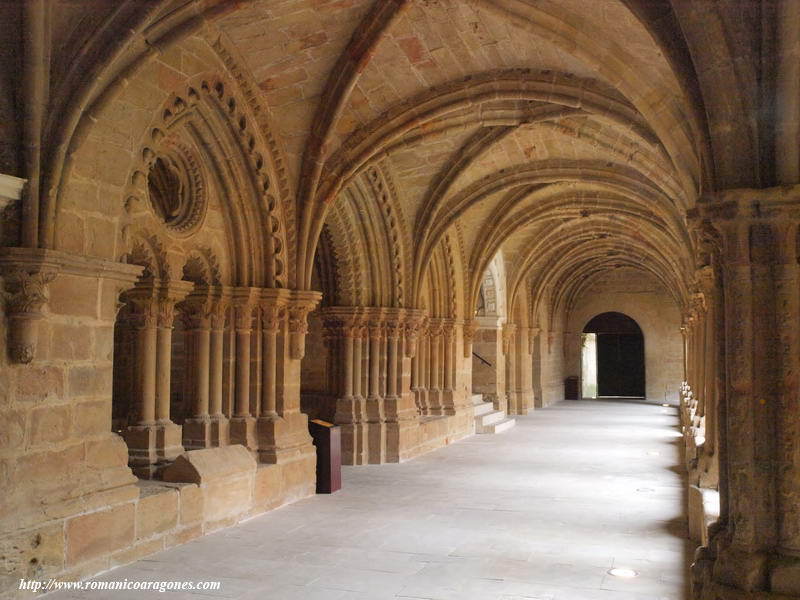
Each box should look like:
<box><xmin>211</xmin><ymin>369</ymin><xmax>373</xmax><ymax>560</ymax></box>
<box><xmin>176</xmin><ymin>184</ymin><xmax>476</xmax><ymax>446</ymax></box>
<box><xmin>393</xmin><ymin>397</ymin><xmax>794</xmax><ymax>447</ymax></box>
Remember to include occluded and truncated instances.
<box><xmin>48</xmin><ymin>275</ymin><xmax>98</xmax><ymax>318</ymax></box>
<box><xmin>0</xmin><ymin>408</ymin><xmax>26</xmax><ymax>450</ymax></box>
<box><xmin>85</xmin><ymin>435</ymin><xmax>129</xmax><ymax>470</ymax></box>
<box><xmin>162</xmin><ymin>445</ymin><xmax>256</xmax><ymax>485</ymax></box>
<box><xmin>74</xmin><ymin>399</ymin><xmax>112</xmax><ymax>437</ymax></box>
<box><xmin>16</xmin><ymin>366</ymin><xmax>64</xmax><ymax>402</ymax></box>
<box><xmin>178</xmin><ymin>484</ymin><xmax>204</xmax><ymax>526</ymax></box>
<box><xmin>30</xmin><ymin>404</ymin><xmax>71</xmax><ymax>446</ymax></box>
<box><xmin>65</xmin><ymin>503</ymin><xmax>135</xmax><ymax>566</ymax></box>
<box><xmin>253</xmin><ymin>464</ymin><xmax>283</xmax><ymax>510</ymax></box>
<box><xmin>51</xmin><ymin>322</ymin><xmax>93</xmax><ymax>361</ymax></box>
<box><xmin>204</xmin><ymin>475</ymin><xmax>253</xmax><ymax>524</ymax></box>
<box><xmin>69</xmin><ymin>365</ymin><xmax>113</xmax><ymax>398</ymax></box>
<box><xmin>135</xmin><ymin>486</ymin><xmax>178</xmax><ymax>540</ymax></box>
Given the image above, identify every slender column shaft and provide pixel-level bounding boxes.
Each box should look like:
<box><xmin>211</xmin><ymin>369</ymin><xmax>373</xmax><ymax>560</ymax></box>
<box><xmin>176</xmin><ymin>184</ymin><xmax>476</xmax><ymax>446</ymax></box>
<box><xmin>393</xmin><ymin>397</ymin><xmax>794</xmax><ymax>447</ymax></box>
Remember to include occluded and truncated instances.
<box><xmin>137</xmin><ymin>320</ymin><xmax>157</xmax><ymax>424</ymax></box>
<box><xmin>353</xmin><ymin>330</ymin><xmax>363</xmax><ymax>397</ymax></box>
<box><xmin>155</xmin><ymin>320</ymin><xmax>173</xmax><ymax>422</ymax></box>
<box><xmin>193</xmin><ymin>326</ymin><xmax>211</xmax><ymax>417</ymax></box>
<box><xmin>443</xmin><ymin>330</ymin><xmax>453</xmax><ymax>390</ymax></box>
<box><xmin>431</xmin><ymin>331</ymin><xmax>441</xmax><ymax>389</ymax></box>
<box><xmin>424</xmin><ymin>333</ymin><xmax>431</xmax><ymax>389</ymax></box>
<box><xmin>344</xmin><ymin>328</ymin><xmax>355</xmax><ymax>398</ymax></box>
<box><xmin>388</xmin><ymin>330</ymin><xmax>398</xmax><ymax>397</ymax></box>
<box><xmin>369</xmin><ymin>326</ymin><xmax>381</xmax><ymax>398</ymax></box>
<box><xmin>210</xmin><ymin>325</ymin><xmax>224</xmax><ymax>416</ymax></box>
<box><xmin>411</xmin><ymin>343</ymin><xmax>419</xmax><ymax>390</ymax></box>
<box><xmin>234</xmin><ymin>307</ymin><xmax>252</xmax><ymax>417</ymax></box>
<box><xmin>261</xmin><ymin>325</ymin><xmax>278</xmax><ymax>417</ymax></box>
<box><xmin>775</xmin><ymin>223</ymin><xmax>800</xmax><ymax>552</ymax></box>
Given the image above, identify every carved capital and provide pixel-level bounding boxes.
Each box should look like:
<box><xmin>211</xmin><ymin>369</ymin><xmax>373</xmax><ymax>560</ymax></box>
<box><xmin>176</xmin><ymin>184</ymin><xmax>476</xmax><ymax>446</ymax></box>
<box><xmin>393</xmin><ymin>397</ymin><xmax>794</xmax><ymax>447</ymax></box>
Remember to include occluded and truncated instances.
<box><xmin>462</xmin><ymin>319</ymin><xmax>477</xmax><ymax>358</ymax></box>
<box><xmin>367</xmin><ymin>321</ymin><xmax>384</xmax><ymax>340</ymax></box>
<box><xmin>181</xmin><ymin>288</ymin><xmax>216</xmax><ymax>329</ymax></box>
<box><xmin>286</xmin><ymin>292</ymin><xmax>320</xmax><ymax>359</ymax></box>
<box><xmin>404</xmin><ymin>315</ymin><xmax>424</xmax><ymax>358</ymax></box>
<box><xmin>128</xmin><ymin>294</ymin><xmax>160</xmax><ymax>329</ymax></box>
<box><xmin>210</xmin><ymin>293</ymin><xmax>229</xmax><ymax>331</ymax></box>
<box><xmin>260</xmin><ymin>304</ymin><xmax>284</xmax><ymax>333</ymax></box>
<box><xmin>385</xmin><ymin>320</ymin><xmax>402</xmax><ymax>340</ymax></box>
<box><xmin>3</xmin><ymin>269</ymin><xmax>56</xmax><ymax>316</ymax></box>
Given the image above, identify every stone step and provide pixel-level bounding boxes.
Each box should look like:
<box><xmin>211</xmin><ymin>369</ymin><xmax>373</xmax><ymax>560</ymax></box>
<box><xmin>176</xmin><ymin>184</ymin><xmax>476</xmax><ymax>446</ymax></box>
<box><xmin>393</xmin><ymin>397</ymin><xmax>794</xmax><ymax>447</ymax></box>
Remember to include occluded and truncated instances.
<box><xmin>482</xmin><ymin>418</ymin><xmax>516</xmax><ymax>434</ymax></box>
<box><xmin>471</xmin><ymin>393</ymin><xmax>484</xmax><ymax>405</ymax></box>
<box><xmin>476</xmin><ymin>409</ymin><xmax>506</xmax><ymax>427</ymax></box>
<box><xmin>473</xmin><ymin>402</ymin><xmax>494</xmax><ymax>417</ymax></box>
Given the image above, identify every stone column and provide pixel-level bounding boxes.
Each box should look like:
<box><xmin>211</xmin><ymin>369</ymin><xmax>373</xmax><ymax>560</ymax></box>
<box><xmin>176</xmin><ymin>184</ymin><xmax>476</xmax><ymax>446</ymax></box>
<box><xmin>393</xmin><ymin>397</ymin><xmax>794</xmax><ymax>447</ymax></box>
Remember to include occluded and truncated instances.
<box><xmin>366</xmin><ymin>317</ymin><xmax>386</xmax><ymax>463</ymax></box>
<box><xmin>230</xmin><ymin>289</ymin><xmax>258</xmax><ymax>449</ymax></box>
<box><xmin>428</xmin><ymin>321</ymin><xmax>443</xmax><ymax>413</ymax></box>
<box><xmin>692</xmin><ymin>187</ymin><xmax>800</xmax><ymax>599</ymax></box>
<box><xmin>416</xmin><ymin>322</ymin><xmax>430</xmax><ymax>413</ymax></box>
<box><xmin>328</xmin><ymin>309</ymin><xmax>367</xmax><ymax>465</ymax></box>
<box><xmin>208</xmin><ymin>291</ymin><xmax>229</xmax><ymax>445</ymax></box>
<box><xmin>260</xmin><ymin>304</ymin><xmax>282</xmax><ymax>419</ymax></box>
<box><xmin>182</xmin><ymin>289</ymin><xmax>215</xmax><ymax>449</ymax></box>
<box><xmin>258</xmin><ymin>291</ymin><xmax>319</xmax><ymax>473</ymax></box>
<box><xmin>154</xmin><ymin>282</ymin><xmax>190</xmax><ymax>461</ymax></box>
<box><xmin>503</xmin><ymin>323</ymin><xmax>516</xmax><ymax>414</ymax></box>
<box><xmin>353</xmin><ymin>319</ymin><xmax>364</xmax><ymax>399</ymax></box>
<box><xmin>124</xmin><ymin>291</ymin><xmax>159</xmax><ymax>465</ymax></box>
<box><xmin>440</xmin><ymin>320</ymin><xmax>456</xmax><ymax>415</ymax></box>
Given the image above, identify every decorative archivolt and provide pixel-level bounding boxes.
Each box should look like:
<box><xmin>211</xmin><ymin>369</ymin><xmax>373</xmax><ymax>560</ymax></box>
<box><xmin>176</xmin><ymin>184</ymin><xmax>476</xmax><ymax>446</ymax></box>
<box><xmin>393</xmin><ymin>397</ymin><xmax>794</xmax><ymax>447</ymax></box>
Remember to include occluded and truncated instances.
<box><xmin>317</xmin><ymin>162</ymin><xmax>409</xmax><ymax>308</ymax></box>
<box><xmin>182</xmin><ymin>246</ymin><xmax>223</xmax><ymax>286</ymax></box>
<box><xmin>126</xmin><ymin>231</ymin><xmax>169</xmax><ymax>282</ymax></box>
<box><xmin>324</xmin><ymin>198</ymin><xmax>364</xmax><ymax>306</ymax></box>
<box><xmin>365</xmin><ymin>163</ymin><xmax>408</xmax><ymax>307</ymax></box>
<box><xmin>122</xmin><ymin>76</ymin><xmax>288</xmax><ymax>288</ymax></box>
<box><xmin>208</xmin><ymin>31</ymin><xmax>297</xmax><ymax>286</ymax></box>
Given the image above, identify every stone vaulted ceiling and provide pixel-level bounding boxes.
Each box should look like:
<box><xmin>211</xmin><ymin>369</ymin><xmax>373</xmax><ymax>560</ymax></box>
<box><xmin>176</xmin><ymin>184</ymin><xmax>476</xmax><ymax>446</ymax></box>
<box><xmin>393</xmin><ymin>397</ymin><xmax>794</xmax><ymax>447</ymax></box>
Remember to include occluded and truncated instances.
<box><xmin>216</xmin><ymin>0</ymin><xmax>702</xmax><ymax>319</ymax></box>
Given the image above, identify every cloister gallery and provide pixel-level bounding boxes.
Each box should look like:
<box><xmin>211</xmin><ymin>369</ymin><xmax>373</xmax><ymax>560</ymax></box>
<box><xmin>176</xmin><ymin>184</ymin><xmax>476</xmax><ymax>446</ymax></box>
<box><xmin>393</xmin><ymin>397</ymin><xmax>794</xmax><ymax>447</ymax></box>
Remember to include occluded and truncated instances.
<box><xmin>0</xmin><ymin>0</ymin><xmax>799</xmax><ymax>598</ymax></box>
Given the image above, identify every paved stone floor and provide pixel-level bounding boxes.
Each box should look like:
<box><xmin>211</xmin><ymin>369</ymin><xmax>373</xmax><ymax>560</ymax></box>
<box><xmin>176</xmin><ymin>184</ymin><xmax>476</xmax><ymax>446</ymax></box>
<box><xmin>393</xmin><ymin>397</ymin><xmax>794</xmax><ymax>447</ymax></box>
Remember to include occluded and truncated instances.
<box><xmin>52</xmin><ymin>400</ymin><xmax>691</xmax><ymax>600</ymax></box>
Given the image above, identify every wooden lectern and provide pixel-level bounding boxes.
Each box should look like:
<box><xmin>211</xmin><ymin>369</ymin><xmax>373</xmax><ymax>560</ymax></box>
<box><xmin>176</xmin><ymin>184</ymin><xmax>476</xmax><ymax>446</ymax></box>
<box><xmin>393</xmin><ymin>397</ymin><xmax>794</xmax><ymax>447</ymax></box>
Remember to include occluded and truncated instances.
<box><xmin>308</xmin><ymin>419</ymin><xmax>342</xmax><ymax>493</ymax></box>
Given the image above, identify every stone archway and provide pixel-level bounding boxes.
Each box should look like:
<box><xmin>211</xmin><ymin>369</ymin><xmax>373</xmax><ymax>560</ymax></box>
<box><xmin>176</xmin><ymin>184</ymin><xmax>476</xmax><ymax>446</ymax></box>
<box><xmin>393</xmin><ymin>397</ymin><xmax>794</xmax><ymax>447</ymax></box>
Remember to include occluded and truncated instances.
<box><xmin>582</xmin><ymin>312</ymin><xmax>645</xmax><ymax>398</ymax></box>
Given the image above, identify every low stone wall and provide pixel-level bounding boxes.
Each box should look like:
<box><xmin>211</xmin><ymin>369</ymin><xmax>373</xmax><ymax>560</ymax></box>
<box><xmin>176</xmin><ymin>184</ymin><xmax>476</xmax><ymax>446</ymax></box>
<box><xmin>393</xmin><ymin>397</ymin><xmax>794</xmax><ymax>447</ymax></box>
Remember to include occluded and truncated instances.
<box><xmin>0</xmin><ymin>446</ymin><xmax>315</xmax><ymax>600</ymax></box>
<box><xmin>401</xmin><ymin>412</ymin><xmax>474</xmax><ymax>462</ymax></box>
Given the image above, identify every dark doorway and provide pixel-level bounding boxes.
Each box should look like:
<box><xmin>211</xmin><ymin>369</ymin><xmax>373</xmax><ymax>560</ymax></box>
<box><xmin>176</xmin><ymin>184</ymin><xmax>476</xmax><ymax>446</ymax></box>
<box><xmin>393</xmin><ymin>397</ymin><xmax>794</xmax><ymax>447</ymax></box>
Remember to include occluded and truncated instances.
<box><xmin>583</xmin><ymin>312</ymin><xmax>645</xmax><ymax>397</ymax></box>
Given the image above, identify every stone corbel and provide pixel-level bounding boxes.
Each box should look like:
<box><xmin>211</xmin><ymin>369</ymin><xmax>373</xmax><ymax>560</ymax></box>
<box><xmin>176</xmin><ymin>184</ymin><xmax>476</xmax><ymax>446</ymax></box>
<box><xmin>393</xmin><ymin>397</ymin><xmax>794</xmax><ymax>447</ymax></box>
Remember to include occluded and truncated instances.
<box><xmin>462</xmin><ymin>319</ymin><xmax>477</xmax><ymax>358</ymax></box>
<box><xmin>2</xmin><ymin>267</ymin><xmax>56</xmax><ymax>363</ymax></box>
<box><xmin>527</xmin><ymin>327</ymin><xmax>540</xmax><ymax>355</ymax></box>
<box><xmin>502</xmin><ymin>323</ymin><xmax>516</xmax><ymax>355</ymax></box>
<box><xmin>1</xmin><ymin>247</ymin><xmax>143</xmax><ymax>363</ymax></box>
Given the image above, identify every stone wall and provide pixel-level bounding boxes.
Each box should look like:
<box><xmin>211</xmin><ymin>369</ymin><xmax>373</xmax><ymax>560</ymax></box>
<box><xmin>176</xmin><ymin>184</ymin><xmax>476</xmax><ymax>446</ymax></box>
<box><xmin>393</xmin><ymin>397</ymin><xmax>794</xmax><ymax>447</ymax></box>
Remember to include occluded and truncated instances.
<box><xmin>564</xmin><ymin>268</ymin><xmax>683</xmax><ymax>403</ymax></box>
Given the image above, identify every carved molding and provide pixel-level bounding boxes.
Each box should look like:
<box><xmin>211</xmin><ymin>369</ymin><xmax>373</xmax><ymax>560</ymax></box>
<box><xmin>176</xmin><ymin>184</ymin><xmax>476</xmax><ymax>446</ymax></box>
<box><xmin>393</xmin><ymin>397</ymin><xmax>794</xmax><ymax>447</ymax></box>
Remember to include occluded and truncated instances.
<box><xmin>0</xmin><ymin>248</ymin><xmax>142</xmax><ymax>363</ymax></box>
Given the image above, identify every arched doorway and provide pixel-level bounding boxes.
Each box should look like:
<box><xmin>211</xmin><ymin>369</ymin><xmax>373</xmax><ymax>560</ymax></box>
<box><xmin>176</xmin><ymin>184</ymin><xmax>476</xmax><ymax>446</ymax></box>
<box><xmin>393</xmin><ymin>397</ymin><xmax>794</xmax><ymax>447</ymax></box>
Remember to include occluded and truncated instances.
<box><xmin>582</xmin><ymin>312</ymin><xmax>645</xmax><ymax>398</ymax></box>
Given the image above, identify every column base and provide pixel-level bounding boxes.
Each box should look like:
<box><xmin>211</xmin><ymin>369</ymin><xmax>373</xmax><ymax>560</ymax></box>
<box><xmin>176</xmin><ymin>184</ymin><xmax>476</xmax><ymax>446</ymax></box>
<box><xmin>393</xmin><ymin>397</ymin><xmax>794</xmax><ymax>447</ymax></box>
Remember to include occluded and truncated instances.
<box><xmin>255</xmin><ymin>412</ymin><xmax>314</xmax><ymax>464</ymax></box>
<box><xmin>693</xmin><ymin>538</ymin><xmax>800</xmax><ymax>598</ymax></box>
<box><xmin>183</xmin><ymin>416</ymin><xmax>212</xmax><ymax>449</ymax></box>
<box><xmin>210</xmin><ymin>415</ymin><xmax>230</xmax><ymax>446</ymax></box>
<box><xmin>182</xmin><ymin>415</ymin><xmax>230</xmax><ymax>449</ymax></box>
<box><xmin>123</xmin><ymin>422</ymin><xmax>184</xmax><ymax>467</ymax></box>
<box><xmin>230</xmin><ymin>415</ymin><xmax>257</xmax><ymax>450</ymax></box>
<box><xmin>365</xmin><ymin>397</ymin><xmax>386</xmax><ymax>464</ymax></box>
<box><xmin>335</xmin><ymin>396</ymin><xmax>368</xmax><ymax>465</ymax></box>
<box><xmin>426</xmin><ymin>388</ymin><xmax>444</xmax><ymax>415</ymax></box>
